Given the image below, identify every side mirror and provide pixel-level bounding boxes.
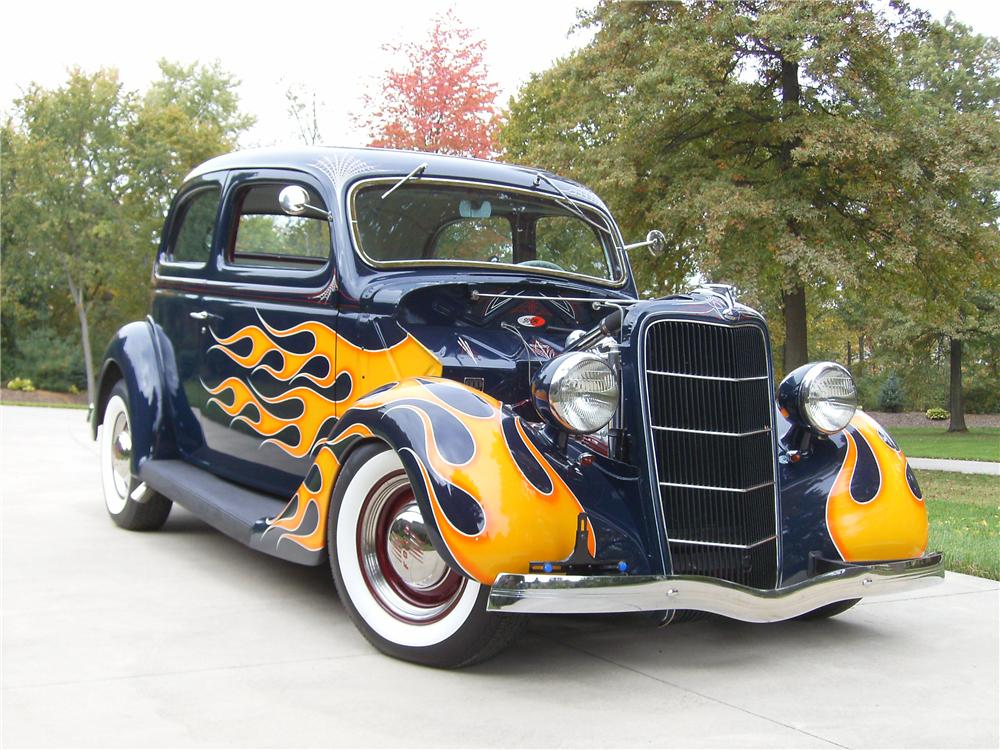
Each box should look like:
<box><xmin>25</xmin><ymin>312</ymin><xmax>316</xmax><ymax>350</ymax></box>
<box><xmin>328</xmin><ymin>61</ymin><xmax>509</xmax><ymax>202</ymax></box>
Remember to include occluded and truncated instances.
<box><xmin>279</xmin><ymin>185</ymin><xmax>311</xmax><ymax>216</ymax></box>
<box><xmin>623</xmin><ymin>229</ymin><xmax>666</xmax><ymax>257</ymax></box>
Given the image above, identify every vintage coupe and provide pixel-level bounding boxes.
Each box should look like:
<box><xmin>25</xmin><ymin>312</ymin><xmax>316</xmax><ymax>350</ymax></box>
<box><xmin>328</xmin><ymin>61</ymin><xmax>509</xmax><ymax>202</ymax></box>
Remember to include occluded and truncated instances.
<box><xmin>93</xmin><ymin>147</ymin><xmax>942</xmax><ymax>667</ymax></box>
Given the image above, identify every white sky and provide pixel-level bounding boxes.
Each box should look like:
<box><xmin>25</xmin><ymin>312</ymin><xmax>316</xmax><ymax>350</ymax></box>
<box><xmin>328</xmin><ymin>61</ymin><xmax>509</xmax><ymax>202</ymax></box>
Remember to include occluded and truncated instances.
<box><xmin>2</xmin><ymin>0</ymin><xmax>997</xmax><ymax>149</ymax></box>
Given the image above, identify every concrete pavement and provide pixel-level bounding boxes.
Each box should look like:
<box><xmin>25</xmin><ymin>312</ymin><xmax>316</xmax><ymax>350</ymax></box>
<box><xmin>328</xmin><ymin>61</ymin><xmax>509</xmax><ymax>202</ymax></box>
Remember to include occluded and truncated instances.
<box><xmin>2</xmin><ymin>405</ymin><xmax>998</xmax><ymax>748</ymax></box>
<box><xmin>909</xmin><ymin>457</ymin><xmax>1000</xmax><ymax>475</ymax></box>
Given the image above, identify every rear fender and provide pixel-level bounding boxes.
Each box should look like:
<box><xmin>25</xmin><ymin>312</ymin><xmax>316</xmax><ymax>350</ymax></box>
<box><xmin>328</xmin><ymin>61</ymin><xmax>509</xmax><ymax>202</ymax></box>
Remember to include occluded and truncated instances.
<box><xmin>92</xmin><ymin>318</ymin><xmax>178</xmax><ymax>472</ymax></box>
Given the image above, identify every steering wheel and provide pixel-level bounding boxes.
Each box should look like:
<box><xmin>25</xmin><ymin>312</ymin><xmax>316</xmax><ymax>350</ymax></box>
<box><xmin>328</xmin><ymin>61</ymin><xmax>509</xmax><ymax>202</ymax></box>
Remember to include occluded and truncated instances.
<box><xmin>517</xmin><ymin>259</ymin><xmax>564</xmax><ymax>272</ymax></box>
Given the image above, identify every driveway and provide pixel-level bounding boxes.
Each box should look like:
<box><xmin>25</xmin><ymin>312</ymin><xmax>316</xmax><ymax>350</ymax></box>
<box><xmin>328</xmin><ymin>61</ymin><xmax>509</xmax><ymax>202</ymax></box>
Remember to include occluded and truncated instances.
<box><xmin>2</xmin><ymin>405</ymin><xmax>998</xmax><ymax>749</ymax></box>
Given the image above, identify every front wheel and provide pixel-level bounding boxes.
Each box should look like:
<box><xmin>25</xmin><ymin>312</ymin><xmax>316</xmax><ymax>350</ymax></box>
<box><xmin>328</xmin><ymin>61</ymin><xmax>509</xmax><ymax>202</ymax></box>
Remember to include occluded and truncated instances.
<box><xmin>100</xmin><ymin>381</ymin><xmax>172</xmax><ymax>531</ymax></box>
<box><xmin>328</xmin><ymin>443</ymin><xmax>524</xmax><ymax>668</ymax></box>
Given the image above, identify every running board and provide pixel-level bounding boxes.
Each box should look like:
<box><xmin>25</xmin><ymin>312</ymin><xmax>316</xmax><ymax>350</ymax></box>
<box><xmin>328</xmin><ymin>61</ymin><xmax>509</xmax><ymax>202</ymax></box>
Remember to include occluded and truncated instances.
<box><xmin>139</xmin><ymin>459</ymin><xmax>324</xmax><ymax>566</ymax></box>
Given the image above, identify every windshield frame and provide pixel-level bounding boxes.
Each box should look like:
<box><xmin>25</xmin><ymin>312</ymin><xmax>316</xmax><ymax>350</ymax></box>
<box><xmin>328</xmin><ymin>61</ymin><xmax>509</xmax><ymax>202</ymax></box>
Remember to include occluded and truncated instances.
<box><xmin>346</xmin><ymin>176</ymin><xmax>629</xmax><ymax>288</ymax></box>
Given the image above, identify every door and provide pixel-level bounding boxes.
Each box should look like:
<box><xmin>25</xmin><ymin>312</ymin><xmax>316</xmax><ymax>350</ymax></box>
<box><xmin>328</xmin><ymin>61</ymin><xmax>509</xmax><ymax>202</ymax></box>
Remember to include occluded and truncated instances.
<box><xmin>196</xmin><ymin>169</ymin><xmax>340</xmax><ymax>498</ymax></box>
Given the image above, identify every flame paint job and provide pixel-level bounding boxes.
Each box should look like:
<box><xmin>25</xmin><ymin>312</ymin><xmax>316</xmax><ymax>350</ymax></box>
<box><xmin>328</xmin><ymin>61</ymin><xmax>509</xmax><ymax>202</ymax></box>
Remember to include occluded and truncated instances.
<box><xmin>203</xmin><ymin>314</ymin><xmax>441</xmax><ymax>458</ymax></box>
<box><xmin>826</xmin><ymin>411</ymin><xmax>928</xmax><ymax>562</ymax></box>
<box><xmin>337</xmin><ymin>377</ymin><xmax>594</xmax><ymax>584</ymax></box>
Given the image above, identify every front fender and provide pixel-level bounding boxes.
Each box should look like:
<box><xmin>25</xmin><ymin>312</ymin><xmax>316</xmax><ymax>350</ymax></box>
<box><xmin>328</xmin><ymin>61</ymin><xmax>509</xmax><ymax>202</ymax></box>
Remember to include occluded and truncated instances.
<box><xmin>254</xmin><ymin>377</ymin><xmax>650</xmax><ymax>583</ymax></box>
<box><xmin>778</xmin><ymin>410</ymin><xmax>929</xmax><ymax>585</ymax></box>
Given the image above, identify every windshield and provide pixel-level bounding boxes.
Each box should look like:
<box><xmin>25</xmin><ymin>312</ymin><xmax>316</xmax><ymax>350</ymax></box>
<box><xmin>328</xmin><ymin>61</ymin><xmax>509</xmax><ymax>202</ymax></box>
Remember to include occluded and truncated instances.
<box><xmin>351</xmin><ymin>181</ymin><xmax>624</xmax><ymax>284</ymax></box>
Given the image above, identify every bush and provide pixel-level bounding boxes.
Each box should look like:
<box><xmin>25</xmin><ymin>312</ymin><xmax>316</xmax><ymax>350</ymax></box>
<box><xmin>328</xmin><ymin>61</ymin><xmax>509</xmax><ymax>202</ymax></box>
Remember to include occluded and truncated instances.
<box><xmin>878</xmin><ymin>374</ymin><xmax>905</xmax><ymax>412</ymax></box>
<box><xmin>6</xmin><ymin>377</ymin><xmax>36</xmax><ymax>392</ymax></box>
<box><xmin>7</xmin><ymin>328</ymin><xmax>85</xmax><ymax>393</ymax></box>
<box><xmin>926</xmin><ymin>407</ymin><xmax>949</xmax><ymax>420</ymax></box>
<box><xmin>965</xmin><ymin>381</ymin><xmax>1000</xmax><ymax>414</ymax></box>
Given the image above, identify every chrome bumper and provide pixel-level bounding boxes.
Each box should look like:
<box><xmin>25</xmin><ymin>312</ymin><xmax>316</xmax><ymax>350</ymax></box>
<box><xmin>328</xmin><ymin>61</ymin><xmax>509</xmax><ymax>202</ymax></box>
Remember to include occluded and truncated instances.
<box><xmin>487</xmin><ymin>553</ymin><xmax>944</xmax><ymax>621</ymax></box>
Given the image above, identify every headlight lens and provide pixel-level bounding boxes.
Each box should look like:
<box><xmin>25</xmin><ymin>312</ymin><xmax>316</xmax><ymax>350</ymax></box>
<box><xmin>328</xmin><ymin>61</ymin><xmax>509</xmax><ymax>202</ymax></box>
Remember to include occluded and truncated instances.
<box><xmin>533</xmin><ymin>352</ymin><xmax>619</xmax><ymax>433</ymax></box>
<box><xmin>800</xmin><ymin>362</ymin><xmax>857</xmax><ymax>434</ymax></box>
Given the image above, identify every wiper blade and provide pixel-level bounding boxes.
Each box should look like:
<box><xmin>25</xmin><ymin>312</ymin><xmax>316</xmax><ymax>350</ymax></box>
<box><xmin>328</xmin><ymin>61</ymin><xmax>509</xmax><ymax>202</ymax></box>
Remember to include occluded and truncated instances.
<box><xmin>382</xmin><ymin>162</ymin><xmax>428</xmax><ymax>200</ymax></box>
<box><xmin>532</xmin><ymin>172</ymin><xmax>613</xmax><ymax>237</ymax></box>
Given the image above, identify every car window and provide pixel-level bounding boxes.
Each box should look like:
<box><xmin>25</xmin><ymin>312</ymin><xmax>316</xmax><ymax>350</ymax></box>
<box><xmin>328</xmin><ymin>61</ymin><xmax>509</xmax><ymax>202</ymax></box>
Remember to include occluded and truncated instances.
<box><xmin>534</xmin><ymin>216</ymin><xmax>610</xmax><ymax>279</ymax></box>
<box><xmin>432</xmin><ymin>217</ymin><xmax>513</xmax><ymax>263</ymax></box>
<box><xmin>169</xmin><ymin>188</ymin><xmax>221</xmax><ymax>264</ymax></box>
<box><xmin>231</xmin><ymin>183</ymin><xmax>331</xmax><ymax>267</ymax></box>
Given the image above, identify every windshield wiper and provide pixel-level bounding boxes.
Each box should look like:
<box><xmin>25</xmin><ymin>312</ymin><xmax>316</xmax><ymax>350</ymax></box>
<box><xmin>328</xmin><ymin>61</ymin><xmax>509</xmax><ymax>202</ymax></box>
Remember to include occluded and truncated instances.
<box><xmin>382</xmin><ymin>162</ymin><xmax>428</xmax><ymax>200</ymax></box>
<box><xmin>532</xmin><ymin>172</ymin><xmax>613</xmax><ymax>237</ymax></box>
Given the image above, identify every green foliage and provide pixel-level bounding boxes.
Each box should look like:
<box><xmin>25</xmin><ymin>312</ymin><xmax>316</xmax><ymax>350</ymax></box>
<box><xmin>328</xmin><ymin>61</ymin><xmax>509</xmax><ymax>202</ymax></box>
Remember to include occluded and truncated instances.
<box><xmin>878</xmin><ymin>374</ymin><xmax>905</xmax><ymax>412</ymax></box>
<box><xmin>5</xmin><ymin>377</ymin><xmax>35</xmax><ymax>392</ymax></box>
<box><xmin>926</xmin><ymin>407</ymin><xmax>950</xmax><ymax>421</ymax></box>
<box><xmin>2</xmin><ymin>62</ymin><xmax>253</xmax><ymax>398</ymax></box>
<box><xmin>5</xmin><ymin>328</ymin><xmax>85</xmax><ymax>392</ymax></box>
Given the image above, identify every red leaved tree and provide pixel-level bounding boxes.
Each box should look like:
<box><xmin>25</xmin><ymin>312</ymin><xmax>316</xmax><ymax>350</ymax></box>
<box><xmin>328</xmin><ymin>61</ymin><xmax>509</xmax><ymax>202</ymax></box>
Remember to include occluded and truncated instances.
<box><xmin>356</xmin><ymin>11</ymin><xmax>501</xmax><ymax>158</ymax></box>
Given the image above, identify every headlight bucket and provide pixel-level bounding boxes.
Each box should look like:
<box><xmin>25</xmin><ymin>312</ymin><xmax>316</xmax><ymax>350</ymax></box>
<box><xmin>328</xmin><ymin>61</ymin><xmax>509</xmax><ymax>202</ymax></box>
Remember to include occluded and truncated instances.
<box><xmin>532</xmin><ymin>352</ymin><xmax>620</xmax><ymax>434</ymax></box>
<box><xmin>778</xmin><ymin>361</ymin><xmax>858</xmax><ymax>435</ymax></box>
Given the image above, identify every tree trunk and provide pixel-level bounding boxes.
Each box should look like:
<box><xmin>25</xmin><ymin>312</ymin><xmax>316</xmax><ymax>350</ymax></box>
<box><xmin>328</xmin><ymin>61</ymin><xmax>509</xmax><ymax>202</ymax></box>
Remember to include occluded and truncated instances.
<box><xmin>67</xmin><ymin>273</ymin><xmax>96</xmax><ymax>406</ymax></box>
<box><xmin>777</xmin><ymin>58</ymin><xmax>808</xmax><ymax>374</ymax></box>
<box><xmin>847</xmin><ymin>340</ymin><xmax>853</xmax><ymax>368</ymax></box>
<box><xmin>948</xmin><ymin>337</ymin><xmax>967</xmax><ymax>433</ymax></box>
<box><xmin>857</xmin><ymin>334</ymin><xmax>865</xmax><ymax>376</ymax></box>
<box><xmin>782</xmin><ymin>284</ymin><xmax>808</xmax><ymax>372</ymax></box>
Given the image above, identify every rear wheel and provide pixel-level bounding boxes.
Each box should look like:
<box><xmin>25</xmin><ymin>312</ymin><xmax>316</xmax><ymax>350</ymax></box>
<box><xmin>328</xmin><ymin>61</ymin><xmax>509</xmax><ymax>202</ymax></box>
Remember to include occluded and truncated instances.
<box><xmin>100</xmin><ymin>381</ymin><xmax>172</xmax><ymax>531</ymax></box>
<box><xmin>328</xmin><ymin>443</ymin><xmax>523</xmax><ymax>668</ymax></box>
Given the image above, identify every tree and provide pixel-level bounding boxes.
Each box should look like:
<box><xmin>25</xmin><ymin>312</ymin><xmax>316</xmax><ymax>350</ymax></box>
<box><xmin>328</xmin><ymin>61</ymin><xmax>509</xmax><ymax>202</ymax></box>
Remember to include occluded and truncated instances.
<box><xmin>875</xmin><ymin>15</ymin><xmax>1000</xmax><ymax>431</ymax></box>
<box><xmin>355</xmin><ymin>10</ymin><xmax>500</xmax><ymax>158</ymax></box>
<box><xmin>501</xmin><ymin>1</ymin><xmax>953</xmax><ymax>372</ymax></box>
<box><xmin>285</xmin><ymin>84</ymin><xmax>324</xmax><ymax>146</ymax></box>
<box><xmin>1</xmin><ymin>62</ymin><xmax>253</xmax><ymax>401</ymax></box>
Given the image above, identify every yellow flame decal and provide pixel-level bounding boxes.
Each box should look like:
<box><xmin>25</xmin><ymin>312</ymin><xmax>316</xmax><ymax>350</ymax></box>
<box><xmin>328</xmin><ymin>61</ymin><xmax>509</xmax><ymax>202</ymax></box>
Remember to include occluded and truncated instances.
<box><xmin>826</xmin><ymin>411</ymin><xmax>928</xmax><ymax>562</ymax></box>
<box><xmin>356</xmin><ymin>380</ymin><xmax>594</xmax><ymax>584</ymax></box>
<box><xmin>265</xmin><ymin>423</ymin><xmax>376</xmax><ymax>551</ymax></box>
<box><xmin>206</xmin><ymin>315</ymin><xmax>441</xmax><ymax>457</ymax></box>
<box><xmin>205</xmin><ymin>377</ymin><xmax>340</xmax><ymax>458</ymax></box>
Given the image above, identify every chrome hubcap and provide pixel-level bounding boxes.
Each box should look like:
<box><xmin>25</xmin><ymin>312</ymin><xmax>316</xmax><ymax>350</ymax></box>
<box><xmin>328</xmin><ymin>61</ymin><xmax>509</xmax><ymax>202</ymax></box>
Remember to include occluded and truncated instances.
<box><xmin>386</xmin><ymin>500</ymin><xmax>450</xmax><ymax>590</ymax></box>
<box><xmin>358</xmin><ymin>471</ymin><xmax>464</xmax><ymax>623</ymax></box>
<box><xmin>110</xmin><ymin>412</ymin><xmax>132</xmax><ymax>498</ymax></box>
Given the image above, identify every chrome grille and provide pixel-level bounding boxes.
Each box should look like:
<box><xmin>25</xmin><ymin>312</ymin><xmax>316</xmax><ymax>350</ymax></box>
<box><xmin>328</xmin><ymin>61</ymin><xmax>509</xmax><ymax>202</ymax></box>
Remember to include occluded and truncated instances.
<box><xmin>642</xmin><ymin>319</ymin><xmax>778</xmax><ymax>589</ymax></box>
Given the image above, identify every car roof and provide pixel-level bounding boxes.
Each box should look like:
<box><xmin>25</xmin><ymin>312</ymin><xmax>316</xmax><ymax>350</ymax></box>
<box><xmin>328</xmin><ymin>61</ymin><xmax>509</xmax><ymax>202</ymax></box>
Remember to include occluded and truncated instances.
<box><xmin>184</xmin><ymin>146</ymin><xmax>610</xmax><ymax>211</ymax></box>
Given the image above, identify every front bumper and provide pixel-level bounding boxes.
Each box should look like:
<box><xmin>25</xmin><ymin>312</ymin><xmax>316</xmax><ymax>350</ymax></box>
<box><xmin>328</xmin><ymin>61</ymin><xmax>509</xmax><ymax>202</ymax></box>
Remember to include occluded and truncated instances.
<box><xmin>487</xmin><ymin>552</ymin><xmax>944</xmax><ymax>621</ymax></box>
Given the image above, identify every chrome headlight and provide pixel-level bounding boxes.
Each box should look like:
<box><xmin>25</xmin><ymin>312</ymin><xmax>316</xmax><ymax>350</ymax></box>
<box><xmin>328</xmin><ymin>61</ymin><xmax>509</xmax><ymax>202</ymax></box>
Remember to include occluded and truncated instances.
<box><xmin>532</xmin><ymin>352</ymin><xmax>619</xmax><ymax>434</ymax></box>
<box><xmin>779</xmin><ymin>361</ymin><xmax>858</xmax><ymax>435</ymax></box>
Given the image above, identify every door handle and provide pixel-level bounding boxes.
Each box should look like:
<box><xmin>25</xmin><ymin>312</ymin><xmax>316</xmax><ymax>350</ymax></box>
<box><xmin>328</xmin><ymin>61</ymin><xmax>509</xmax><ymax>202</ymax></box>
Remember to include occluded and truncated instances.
<box><xmin>189</xmin><ymin>310</ymin><xmax>220</xmax><ymax>321</ymax></box>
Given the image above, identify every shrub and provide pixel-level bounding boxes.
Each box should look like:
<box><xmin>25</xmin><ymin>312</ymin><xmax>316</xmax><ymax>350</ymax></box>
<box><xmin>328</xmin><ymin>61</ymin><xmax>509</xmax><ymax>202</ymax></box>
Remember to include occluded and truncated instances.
<box><xmin>7</xmin><ymin>328</ymin><xmax>85</xmax><ymax>393</ymax></box>
<box><xmin>6</xmin><ymin>377</ymin><xmax>36</xmax><ymax>392</ymax></box>
<box><xmin>926</xmin><ymin>407</ymin><xmax>949</xmax><ymax>421</ymax></box>
<box><xmin>878</xmin><ymin>374</ymin><xmax>905</xmax><ymax>412</ymax></box>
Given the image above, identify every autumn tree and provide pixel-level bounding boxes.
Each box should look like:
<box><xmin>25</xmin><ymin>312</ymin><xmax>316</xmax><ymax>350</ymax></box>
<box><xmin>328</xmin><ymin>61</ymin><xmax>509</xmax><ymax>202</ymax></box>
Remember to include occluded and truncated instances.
<box><xmin>356</xmin><ymin>11</ymin><xmax>500</xmax><ymax>158</ymax></box>
<box><xmin>1</xmin><ymin>62</ymin><xmax>252</xmax><ymax>400</ymax></box>
<box><xmin>501</xmin><ymin>1</ymin><xmax>958</xmax><ymax>372</ymax></box>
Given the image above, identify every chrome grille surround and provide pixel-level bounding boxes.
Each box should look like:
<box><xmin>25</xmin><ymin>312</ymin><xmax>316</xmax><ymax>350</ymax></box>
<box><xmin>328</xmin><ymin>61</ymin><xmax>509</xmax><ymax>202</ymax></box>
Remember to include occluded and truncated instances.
<box><xmin>639</xmin><ymin>317</ymin><xmax>781</xmax><ymax>589</ymax></box>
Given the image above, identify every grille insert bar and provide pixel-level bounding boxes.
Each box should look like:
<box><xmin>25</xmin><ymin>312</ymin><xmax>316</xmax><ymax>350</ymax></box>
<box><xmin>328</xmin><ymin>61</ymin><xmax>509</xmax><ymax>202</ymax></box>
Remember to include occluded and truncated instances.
<box><xmin>642</xmin><ymin>319</ymin><xmax>779</xmax><ymax>589</ymax></box>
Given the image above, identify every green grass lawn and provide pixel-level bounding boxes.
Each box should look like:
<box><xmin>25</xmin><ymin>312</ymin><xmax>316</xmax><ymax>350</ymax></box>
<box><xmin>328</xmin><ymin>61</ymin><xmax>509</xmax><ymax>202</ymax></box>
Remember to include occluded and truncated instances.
<box><xmin>922</xmin><ymin>471</ymin><xmax>999</xmax><ymax>580</ymax></box>
<box><xmin>891</xmin><ymin>426</ymin><xmax>1000</xmax><ymax>462</ymax></box>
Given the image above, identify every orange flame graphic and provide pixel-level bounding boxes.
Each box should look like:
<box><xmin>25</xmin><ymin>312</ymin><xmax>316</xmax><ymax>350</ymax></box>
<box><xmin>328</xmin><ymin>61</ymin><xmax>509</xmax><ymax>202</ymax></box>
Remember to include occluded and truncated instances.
<box><xmin>827</xmin><ymin>411</ymin><xmax>928</xmax><ymax>562</ymax></box>
<box><xmin>354</xmin><ymin>379</ymin><xmax>594</xmax><ymax>584</ymax></box>
<box><xmin>205</xmin><ymin>314</ymin><xmax>441</xmax><ymax>457</ymax></box>
<box><xmin>264</xmin><ymin>423</ymin><xmax>375</xmax><ymax>551</ymax></box>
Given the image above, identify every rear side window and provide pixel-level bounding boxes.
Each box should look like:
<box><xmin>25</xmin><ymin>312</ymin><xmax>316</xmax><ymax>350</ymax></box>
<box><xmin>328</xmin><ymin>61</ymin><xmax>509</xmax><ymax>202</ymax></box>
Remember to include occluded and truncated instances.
<box><xmin>231</xmin><ymin>183</ymin><xmax>331</xmax><ymax>267</ymax></box>
<box><xmin>168</xmin><ymin>188</ymin><xmax>221</xmax><ymax>264</ymax></box>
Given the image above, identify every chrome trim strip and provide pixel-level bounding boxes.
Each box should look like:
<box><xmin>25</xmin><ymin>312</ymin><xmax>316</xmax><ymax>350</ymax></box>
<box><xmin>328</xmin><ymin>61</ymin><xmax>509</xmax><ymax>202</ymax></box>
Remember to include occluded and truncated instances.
<box><xmin>660</xmin><ymin>480</ymin><xmax>775</xmax><ymax>493</ymax></box>
<box><xmin>646</xmin><ymin>369</ymin><xmax>770</xmax><ymax>383</ymax></box>
<box><xmin>667</xmin><ymin>535</ymin><xmax>776</xmax><ymax>550</ymax></box>
<box><xmin>651</xmin><ymin>425</ymin><xmax>771</xmax><ymax>438</ymax></box>
<box><xmin>346</xmin><ymin>176</ymin><xmax>629</xmax><ymax>289</ymax></box>
<box><xmin>487</xmin><ymin>554</ymin><xmax>945</xmax><ymax>618</ymax></box>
